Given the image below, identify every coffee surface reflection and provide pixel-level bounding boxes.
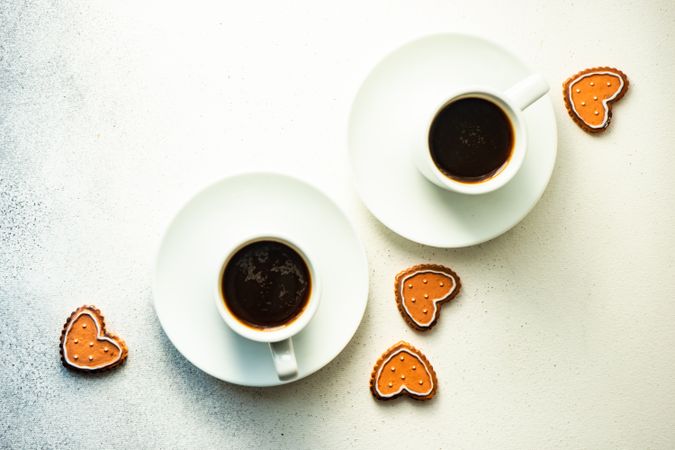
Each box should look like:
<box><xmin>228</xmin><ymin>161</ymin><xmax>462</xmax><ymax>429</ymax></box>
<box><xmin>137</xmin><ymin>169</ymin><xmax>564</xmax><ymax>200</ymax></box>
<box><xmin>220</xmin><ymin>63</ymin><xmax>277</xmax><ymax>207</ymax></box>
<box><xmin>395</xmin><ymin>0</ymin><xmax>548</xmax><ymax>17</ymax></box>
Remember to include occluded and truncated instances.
<box><xmin>221</xmin><ymin>240</ymin><xmax>311</xmax><ymax>329</ymax></box>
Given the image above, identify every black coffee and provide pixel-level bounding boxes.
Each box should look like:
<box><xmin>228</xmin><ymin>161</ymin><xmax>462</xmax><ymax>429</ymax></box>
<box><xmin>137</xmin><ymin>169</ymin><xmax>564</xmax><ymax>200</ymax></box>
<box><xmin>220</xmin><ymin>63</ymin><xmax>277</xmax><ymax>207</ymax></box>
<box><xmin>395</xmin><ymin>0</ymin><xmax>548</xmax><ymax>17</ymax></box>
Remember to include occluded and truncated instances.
<box><xmin>429</xmin><ymin>97</ymin><xmax>514</xmax><ymax>183</ymax></box>
<box><xmin>222</xmin><ymin>240</ymin><xmax>311</xmax><ymax>329</ymax></box>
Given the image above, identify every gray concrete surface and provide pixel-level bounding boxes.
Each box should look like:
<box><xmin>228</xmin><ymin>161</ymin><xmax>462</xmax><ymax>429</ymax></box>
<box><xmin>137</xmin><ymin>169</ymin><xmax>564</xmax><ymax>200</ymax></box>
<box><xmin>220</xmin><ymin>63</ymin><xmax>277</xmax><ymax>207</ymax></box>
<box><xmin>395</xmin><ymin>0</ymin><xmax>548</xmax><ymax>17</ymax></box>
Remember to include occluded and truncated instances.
<box><xmin>2</xmin><ymin>0</ymin><xmax>675</xmax><ymax>448</ymax></box>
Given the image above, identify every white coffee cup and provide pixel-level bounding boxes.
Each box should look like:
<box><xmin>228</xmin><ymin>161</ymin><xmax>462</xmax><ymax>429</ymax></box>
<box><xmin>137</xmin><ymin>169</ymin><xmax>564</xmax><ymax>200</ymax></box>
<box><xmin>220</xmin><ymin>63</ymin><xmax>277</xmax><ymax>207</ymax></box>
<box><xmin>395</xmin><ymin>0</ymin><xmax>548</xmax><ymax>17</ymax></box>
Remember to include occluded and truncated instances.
<box><xmin>213</xmin><ymin>235</ymin><xmax>320</xmax><ymax>381</ymax></box>
<box><xmin>413</xmin><ymin>73</ymin><xmax>549</xmax><ymax>195</ymax></box>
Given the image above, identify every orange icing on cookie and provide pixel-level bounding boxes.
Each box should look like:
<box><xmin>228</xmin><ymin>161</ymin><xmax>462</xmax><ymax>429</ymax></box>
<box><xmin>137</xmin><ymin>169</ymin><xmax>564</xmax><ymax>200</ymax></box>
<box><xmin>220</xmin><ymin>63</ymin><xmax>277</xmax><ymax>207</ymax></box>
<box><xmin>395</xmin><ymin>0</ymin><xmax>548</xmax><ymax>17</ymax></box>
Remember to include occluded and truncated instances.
<box><xmin>60</xmin><ymin>306</ymin><xmax>128</xmax><ymax>372</ymax></box>
<box><xmin>563</xmin><ymin>67</ymin><xmax>628</xmax><ymax>133</ymax></box>
<box><xmin>370</xmin><ymin>341</ymin><xmax>437</xmax><ymax>401</ymax></box>
<box><xmin>395</xmin><ymin>264</ymin><xmax>461</xmax><ymax>330</ymax></box>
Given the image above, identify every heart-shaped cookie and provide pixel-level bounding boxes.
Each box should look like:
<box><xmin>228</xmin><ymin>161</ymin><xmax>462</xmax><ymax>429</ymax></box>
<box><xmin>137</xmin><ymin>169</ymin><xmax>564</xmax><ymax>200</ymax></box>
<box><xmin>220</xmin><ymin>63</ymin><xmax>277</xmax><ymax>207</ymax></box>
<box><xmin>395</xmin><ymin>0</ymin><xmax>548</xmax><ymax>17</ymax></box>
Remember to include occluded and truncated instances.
<box><xmin>370</xmin><ymin>341</ymin><xmax>437</xmax><ymax>401</ymax></box>
<box><xmin>395</xmin><ymin>264</ymin><xmax>461</xmax><ymax>331</ymax></box>
<box><xmin>60</xmin><ymin>305</ymin><xmax>128</xmax><ymax>372</ymax></box>
<box><xmin>563</xmin><ymin>67</ymin><xmax>629</xmax><ymax>133</ymax></box>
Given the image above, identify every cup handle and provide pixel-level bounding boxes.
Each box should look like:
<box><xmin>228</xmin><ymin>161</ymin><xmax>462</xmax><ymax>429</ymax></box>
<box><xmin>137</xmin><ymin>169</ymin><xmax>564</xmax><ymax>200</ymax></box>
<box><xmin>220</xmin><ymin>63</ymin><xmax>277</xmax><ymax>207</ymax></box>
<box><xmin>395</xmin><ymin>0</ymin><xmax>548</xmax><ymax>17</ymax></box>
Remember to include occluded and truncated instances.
<box><xmin>504</xmin><ymin>73</ymin><xmax>549</xmax><ymax>111</ymax></box>
<box><xmin>269</xmin><ymin>338</ymin><xmax>298</xmax><ymax>380</ymax></box>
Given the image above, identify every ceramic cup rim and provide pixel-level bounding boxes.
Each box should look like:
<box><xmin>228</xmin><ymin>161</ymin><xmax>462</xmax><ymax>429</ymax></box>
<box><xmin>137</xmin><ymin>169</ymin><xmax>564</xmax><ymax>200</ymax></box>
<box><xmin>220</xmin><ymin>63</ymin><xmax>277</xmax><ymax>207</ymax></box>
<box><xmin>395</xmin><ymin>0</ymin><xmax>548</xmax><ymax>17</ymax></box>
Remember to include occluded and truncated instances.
<box><xmin>423</xmin><ymin>88</ymin><xmax>527</xmax><ymax>195</ymax></box>
<box><xmin>213</xmin><ymin>234</ymin><xmax>320</xmax><ymax>343</ymax></box>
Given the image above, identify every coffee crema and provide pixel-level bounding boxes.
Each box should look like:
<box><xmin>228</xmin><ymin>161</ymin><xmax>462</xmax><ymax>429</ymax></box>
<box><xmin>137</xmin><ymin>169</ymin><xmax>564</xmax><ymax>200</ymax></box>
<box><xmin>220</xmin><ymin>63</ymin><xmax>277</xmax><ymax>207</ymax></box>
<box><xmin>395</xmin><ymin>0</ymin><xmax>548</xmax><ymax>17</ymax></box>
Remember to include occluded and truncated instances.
<box><xmin>221</xmin><ymin>240</ymin><xmax>311</xmax><ymax>329</ymax></box>
<box><xmin>429</xmin><ymin>97</ymin><xmax>514</xmax><ymax>183</ymax></box>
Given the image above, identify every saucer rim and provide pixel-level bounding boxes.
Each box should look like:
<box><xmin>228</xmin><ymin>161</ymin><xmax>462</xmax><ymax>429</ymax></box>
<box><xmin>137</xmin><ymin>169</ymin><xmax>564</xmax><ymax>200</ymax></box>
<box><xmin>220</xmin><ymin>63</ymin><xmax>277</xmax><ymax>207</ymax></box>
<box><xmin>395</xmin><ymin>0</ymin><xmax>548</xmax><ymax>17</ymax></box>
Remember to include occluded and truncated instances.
<box><xmin>152</xmin><ymin>171</ymin><xmax>370</xmax><ymax>386</ymax></box>
<box><xmin>347</xmin><ymin>32</ymin><xmax>558</xmax><ymax>248</ymax></box>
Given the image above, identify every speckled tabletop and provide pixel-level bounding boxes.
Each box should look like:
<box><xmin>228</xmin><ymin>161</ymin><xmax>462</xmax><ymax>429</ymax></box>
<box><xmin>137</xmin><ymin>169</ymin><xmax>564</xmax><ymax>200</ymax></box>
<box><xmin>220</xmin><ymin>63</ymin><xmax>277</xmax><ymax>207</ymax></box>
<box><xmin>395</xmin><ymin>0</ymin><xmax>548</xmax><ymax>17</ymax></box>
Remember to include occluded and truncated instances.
<box><xmin>2</xmin><ymin>1</ymin><xmax>675</xmax><ymax>449</ymax></box>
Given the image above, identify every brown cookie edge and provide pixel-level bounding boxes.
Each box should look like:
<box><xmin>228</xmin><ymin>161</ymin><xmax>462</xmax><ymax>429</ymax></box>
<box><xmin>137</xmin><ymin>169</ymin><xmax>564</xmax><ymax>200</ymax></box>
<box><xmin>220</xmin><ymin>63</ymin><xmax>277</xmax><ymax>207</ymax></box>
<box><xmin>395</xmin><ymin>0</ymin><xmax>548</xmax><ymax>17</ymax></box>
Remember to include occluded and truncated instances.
<box><xmin>369</xmin><ymin>341</ymin><xmax>438</xmax><ymax>401</ymax></box>
<box><xmin>60</xmin><ymin>305</ymin><xmax>128</xmax><ymax>373</ymax></box>
<box><xmin>394</xmin><ymin>264</ymin><xmax>462</xmax><ymax>331</ymax></box>
<box><xmin>562</xmin><ymin>66</ymin><xmax>629</xmax><ymax>134</ymax></box>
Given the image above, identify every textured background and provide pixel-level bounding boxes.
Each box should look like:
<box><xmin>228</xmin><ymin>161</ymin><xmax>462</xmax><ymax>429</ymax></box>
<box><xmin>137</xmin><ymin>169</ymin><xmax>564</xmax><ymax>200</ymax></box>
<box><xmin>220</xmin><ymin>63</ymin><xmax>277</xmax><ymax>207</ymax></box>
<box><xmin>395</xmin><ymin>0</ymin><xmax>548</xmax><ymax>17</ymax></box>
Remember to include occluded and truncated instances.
<box><xmin>1</xmin><ymin>0</ymin><xmax>675</xmax><ymax>448</ymax></box>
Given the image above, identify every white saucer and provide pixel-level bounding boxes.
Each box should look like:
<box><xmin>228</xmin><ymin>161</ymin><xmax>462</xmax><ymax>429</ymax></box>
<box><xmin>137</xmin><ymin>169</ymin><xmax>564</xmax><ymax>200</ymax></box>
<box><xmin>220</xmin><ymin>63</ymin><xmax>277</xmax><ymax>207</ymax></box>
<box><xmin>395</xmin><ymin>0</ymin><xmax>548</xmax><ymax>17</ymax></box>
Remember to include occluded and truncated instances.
<box><xmin>153</xmin><ymin>173</ymin><xmax>369</xmax><ymax>386</ymax></box>
<box><xmin>348</xmin><ymin>33</ymin><xmax>558</xmax><ymax>248</ymax></box>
